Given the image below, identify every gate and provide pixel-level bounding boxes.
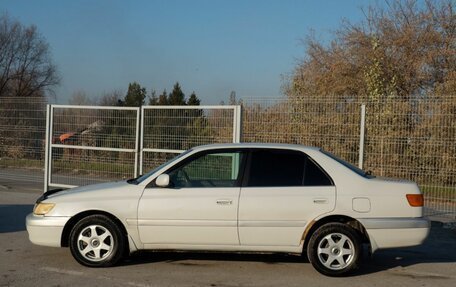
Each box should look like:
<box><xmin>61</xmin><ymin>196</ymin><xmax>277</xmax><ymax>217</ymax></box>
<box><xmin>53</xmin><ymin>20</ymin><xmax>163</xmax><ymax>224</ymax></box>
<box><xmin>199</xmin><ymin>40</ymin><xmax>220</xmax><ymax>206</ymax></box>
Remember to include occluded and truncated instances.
<box><xmin>139</xmin><ymin>105</ymin><xmax>242</xmax><ymax>175</ymax></box>
<box><xmin>44</xmin><ymin>105</ymin><xmax>140</xmax><ymax>191</ymax></box>
<box><xmin>44</xmin><ymin>104</ymin><xmax>241</xmax><ymax>191</ymax></box>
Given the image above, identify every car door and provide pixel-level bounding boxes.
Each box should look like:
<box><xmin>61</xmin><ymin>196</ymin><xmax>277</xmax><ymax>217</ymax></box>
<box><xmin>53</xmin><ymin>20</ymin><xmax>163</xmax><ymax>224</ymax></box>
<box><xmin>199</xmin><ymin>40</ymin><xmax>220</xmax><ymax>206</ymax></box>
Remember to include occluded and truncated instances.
<box><xmin>238</xmin><ymin>149</ymin><xmax>336</xmax><ymax>247</ymax></box>
<box><xmin>137</xmin><ymin>150</ymin><xmax>246</xmax><ymax>246</ymax></box>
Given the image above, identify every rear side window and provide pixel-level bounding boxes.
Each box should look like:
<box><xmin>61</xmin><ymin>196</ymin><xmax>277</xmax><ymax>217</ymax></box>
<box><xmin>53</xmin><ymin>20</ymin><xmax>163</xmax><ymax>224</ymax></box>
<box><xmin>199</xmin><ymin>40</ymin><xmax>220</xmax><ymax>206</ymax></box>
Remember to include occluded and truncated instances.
<box><xmin>246</xmin><ymin>150</ymin><xmax>306</xmax><ymax>187</ymax></box>
<box><xmin>245</xmin><ymin>149</ymin><xmax>333</xmax><ymax>187</ymax></box>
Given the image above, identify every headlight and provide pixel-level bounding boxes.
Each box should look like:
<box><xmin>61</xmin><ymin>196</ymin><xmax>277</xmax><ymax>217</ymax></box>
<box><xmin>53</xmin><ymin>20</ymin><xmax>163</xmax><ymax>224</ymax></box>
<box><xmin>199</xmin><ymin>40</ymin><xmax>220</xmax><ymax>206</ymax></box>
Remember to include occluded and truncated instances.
<box><xmin>33</xmin><ymin>203</ymin><xmax>55</xmax><ymax>215</ymax></box>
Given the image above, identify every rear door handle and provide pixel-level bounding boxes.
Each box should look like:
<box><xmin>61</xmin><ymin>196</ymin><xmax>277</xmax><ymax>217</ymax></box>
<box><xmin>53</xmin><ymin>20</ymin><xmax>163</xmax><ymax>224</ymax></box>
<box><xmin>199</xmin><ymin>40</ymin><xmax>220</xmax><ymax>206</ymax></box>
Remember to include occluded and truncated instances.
<box><xmin>313</xmin><ymin>198</ymin><xmax>328</xmax><ymax>204</ymax></box>
<box><xmin>216</xmin><ymin>199</ymin><xmax>232</xmax><ymax>205</ymax></box>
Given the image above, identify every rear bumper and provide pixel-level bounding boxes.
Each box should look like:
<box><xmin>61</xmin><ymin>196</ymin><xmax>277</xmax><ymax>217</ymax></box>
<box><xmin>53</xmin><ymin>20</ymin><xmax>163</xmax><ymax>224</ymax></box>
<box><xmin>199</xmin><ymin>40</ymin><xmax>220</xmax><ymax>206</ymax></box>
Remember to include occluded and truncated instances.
<box><xmin>26</xmin><ymin>213</ymin><xmax>71</xmax><ymax>247</ymax></box>
<box><xmin>359</xmin><ymin>217</ymin><xmax>430</xmax><ymax>252</ymax></box>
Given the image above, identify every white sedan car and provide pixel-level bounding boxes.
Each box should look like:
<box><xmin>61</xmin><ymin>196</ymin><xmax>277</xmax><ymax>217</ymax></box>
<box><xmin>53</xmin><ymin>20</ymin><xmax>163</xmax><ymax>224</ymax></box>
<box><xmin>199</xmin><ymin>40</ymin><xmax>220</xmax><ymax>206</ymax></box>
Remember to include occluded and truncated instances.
<box><xmin>26</xmin><ymin>143</ymin><xmax>429</xmax><ymax>276</ymax></box>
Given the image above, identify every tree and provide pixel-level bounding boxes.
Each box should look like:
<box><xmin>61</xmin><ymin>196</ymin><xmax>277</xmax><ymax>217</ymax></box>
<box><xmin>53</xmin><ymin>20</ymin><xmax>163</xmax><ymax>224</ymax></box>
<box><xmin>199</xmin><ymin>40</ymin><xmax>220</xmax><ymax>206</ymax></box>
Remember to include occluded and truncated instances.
<box><xmin>147</xmin><ymin>83</ymin><xmax>201</xmax><ymax>106</ymax></box>
<box><xmin>142</xmin><ymin>83</ymin><xmax>204</xmax><ymax>153</ymax></box>
<box><xmin>69</xmin><ymin>91</ymin><xmax>95</xmax><ymax>105</ymax></box>
<box><xmin>287</xmin><ymin>0</ymin><xmax>455</xmax><ymax>101</ymax></box>
<box><xmin>228</xmin><ymin>90</ymin><xmax>242</xmax><ymax>105</ymax></box>
<box><xmin>0</xmin><ymin>14</ymin><xmax>59</xmax><ymax>98</ymax></box>
<box><xmin>124</xmin><ymin>82</ymin><xmax>146</xmax><ymax>107</ymax></box>
<box><xmin>0</xmin><ymin>14</ymin><xmax>58</xmax><ymax>162</ymax></box>
<box><xmin>155</xmin><ymin>89</ymin><xmax>166</xmax><ymax>105</ymax></box>
<box><xmin>187</xmin><ymin>92</ymin><xmax>200</xmax><ymax>105</ymax></box>
<box><xmin>283</xmin><ymin>0</ymin><xmax>456</xmax><ymax>184</ymax></box>
<box><xmin>98</xmin><ymin>90</ymin><xmax>123</xmax><ymax>106</ymax></box>
<box><xmin>148</xmin><ymin>90</ymin><xmax>158</xmax><ymax>105</ymax></box>
<box><xmin>168</xmin><ymin>82</ymin><xmax>186</xmax><ymax>105</ymax></box>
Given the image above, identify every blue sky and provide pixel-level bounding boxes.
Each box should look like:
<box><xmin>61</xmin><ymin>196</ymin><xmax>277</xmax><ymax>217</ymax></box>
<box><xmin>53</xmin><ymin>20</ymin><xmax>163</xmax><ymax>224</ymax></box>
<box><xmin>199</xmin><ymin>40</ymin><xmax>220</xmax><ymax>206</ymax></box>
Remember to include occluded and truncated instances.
<box><xmin>1</xmin><ymin>0</ymin><xmax>381</xmax><ymax>104</ymax></box>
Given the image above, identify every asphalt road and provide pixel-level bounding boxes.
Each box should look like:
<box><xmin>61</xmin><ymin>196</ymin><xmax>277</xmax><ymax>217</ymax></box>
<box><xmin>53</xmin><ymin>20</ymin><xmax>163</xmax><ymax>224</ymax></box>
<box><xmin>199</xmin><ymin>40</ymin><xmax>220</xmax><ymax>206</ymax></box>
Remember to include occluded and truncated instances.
<box><xmin>0</xmin><ymin>168</ymin><xmax>115</xmax><ymax>193</ymax></box>
<box><xmin>1</xmin><ymin>171</ymin><xmax>456</xmax><ymax>286</ymax></box>
<box><xmin>0</xmin><ymin>169</ymin><xmax>44</xmax><ymax>194</ymax></box>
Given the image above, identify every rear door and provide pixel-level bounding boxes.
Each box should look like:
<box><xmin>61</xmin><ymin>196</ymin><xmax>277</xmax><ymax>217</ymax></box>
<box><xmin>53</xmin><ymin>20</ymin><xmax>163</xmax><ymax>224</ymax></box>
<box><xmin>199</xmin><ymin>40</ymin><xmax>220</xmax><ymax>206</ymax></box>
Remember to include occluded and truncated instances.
<box><xmin>238</xmin><ymin>149</ymin><xmax>336</xmax><ymax>247</ymax></box>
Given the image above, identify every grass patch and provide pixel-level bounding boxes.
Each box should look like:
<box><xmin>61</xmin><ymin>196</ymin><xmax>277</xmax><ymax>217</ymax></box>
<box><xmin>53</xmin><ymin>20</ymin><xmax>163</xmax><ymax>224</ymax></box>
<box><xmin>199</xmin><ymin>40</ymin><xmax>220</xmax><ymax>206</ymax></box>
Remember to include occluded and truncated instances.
<box><xmin>421</xmin><ymin>185</ymin><xmax>456</xmax><ymax>200</ymax></box>
<box><xmin>52</xmin><ymin>160</ymin><xmax>132</xmax><ymax>177</ymax></box>
<box><xmin>0</xmin><ymin>158</ymin><xmax>43</xmax><ymax>169</ymax></box>
<box><xmin>0</xmin><ymin>157</ymin><xmax>133</xmax><ymax>178</ymax></box>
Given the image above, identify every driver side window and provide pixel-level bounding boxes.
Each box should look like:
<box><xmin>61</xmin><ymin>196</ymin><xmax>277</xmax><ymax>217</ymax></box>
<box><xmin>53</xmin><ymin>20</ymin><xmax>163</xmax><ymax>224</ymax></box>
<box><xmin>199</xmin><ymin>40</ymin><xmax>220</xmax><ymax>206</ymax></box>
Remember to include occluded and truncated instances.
<box><xmin>168</xmin><ymin>151</ymin><xmax>244</xmax><ymax>188</ymax></box>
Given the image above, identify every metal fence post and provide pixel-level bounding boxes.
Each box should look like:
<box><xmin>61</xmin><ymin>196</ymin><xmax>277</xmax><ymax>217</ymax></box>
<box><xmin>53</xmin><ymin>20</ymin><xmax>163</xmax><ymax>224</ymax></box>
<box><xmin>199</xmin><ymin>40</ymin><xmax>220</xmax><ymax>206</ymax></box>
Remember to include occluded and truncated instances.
<box><xmin>358</xmin><ymin>104</ymin><xmax>366</xmax><ymax>169</ymax></box>
<box><xmin>134</xmin><ymin>107</ymin><xmax>141</xmax><ymax>177</ymax></box>
<box><xmin>233</xmin><ymin>105</ymin><xmax>242</xmax><ymax>143</ymax></box>
<box><xmin>139</xmin><ymin>106</ymin><xmax>145</xmax><ymax>176</ymax></box>
<box><xmin>237</xmin><ymin>105</ymin><xmax>242</xmax><ymax>143</ymax></box>
<box><xmin>43</xmin><ymin>104</ymin><xmax>51</xmax><ymax>193</ymax></box>
<box><xmin>47</xmin><ymin>105</ymin><xmax>54</xmax><ymax>191</ymax></box>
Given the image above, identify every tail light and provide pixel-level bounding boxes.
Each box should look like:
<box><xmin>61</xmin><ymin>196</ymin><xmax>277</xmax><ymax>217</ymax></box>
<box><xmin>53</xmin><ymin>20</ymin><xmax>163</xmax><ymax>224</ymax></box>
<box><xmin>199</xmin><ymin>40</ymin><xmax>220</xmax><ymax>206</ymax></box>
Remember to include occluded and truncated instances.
<box><xmin>406</xmin><ymin>194</ymin><xmax>424</xmax><ymax>207</ymax></box>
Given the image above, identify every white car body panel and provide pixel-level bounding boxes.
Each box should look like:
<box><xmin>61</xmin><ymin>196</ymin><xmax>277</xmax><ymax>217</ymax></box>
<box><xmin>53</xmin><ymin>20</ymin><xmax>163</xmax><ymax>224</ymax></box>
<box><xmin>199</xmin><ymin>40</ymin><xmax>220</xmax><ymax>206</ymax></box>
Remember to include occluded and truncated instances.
<box><xmin>138</xmin><ymin>187</ymin><xmax>240</xmax><ymax>245</ymax></box>
<box><xmin>238</xmin><ymin>186</ymin><xmax>335</xmax><ymax>247</ymax></box>
<box><xmin>32</xmin><ymin>181</ymin><xmax>145</xmax><ymax>251</ymax></box>
<box><xmin>26</xmin><ymin>215</ymin><xmax>70</xmax><ymax>247</ymax></box>
<box><xmin>26</xmin><ymin>143</ymin><xmax>430</xmax><ymax>256</ymax></box>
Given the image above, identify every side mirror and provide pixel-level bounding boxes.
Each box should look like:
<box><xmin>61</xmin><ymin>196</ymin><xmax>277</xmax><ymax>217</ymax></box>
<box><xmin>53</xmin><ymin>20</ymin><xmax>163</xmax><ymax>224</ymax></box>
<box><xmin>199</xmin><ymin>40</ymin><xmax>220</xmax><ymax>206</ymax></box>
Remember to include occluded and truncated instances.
<box><xmin>155</xmin><ymin>174</ymin><xmax>170</xmax><ymax>187</ymax></box>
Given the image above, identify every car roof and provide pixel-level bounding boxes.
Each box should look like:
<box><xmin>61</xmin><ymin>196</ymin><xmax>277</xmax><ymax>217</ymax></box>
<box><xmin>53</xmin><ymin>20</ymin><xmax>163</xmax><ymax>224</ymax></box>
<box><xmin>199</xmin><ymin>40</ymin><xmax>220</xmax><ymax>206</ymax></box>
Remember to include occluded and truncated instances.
<box><xmin>191</xmin><ymin>143</ymin><xmax>321</xmax><ymax>153</ymax></box>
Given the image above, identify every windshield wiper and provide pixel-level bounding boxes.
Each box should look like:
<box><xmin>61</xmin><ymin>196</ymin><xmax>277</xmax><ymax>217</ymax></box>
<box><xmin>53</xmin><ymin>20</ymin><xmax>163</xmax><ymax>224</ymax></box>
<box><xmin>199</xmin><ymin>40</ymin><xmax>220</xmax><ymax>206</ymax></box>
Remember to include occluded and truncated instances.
<box><xmin>126</xmin><ymin>175</ymin><xmax>142</xmax><ymax>185</ymax></box>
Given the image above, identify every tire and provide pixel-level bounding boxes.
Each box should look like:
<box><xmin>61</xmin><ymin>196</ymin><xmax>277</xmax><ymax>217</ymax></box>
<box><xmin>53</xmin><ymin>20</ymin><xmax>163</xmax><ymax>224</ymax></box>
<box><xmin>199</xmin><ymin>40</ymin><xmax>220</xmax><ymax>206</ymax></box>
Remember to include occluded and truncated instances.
<box><xmin>69</xmin><ymin>214</ymin><xmax>126</xmax><ymax>267</ymax></box>
<box><xmin>307</xmin><ymin>222</ymin><xmax>362</xmax><ymax>276</ymax></box>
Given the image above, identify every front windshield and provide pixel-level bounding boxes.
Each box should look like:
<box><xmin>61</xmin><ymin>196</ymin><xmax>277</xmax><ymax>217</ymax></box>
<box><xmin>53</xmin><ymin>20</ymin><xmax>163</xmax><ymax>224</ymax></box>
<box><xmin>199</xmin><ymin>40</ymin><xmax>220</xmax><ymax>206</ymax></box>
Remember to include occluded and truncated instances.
<box><xmin>132</xmin><ymin>149</ymin><xmax>193</xmax><ymax>184</ymax></box>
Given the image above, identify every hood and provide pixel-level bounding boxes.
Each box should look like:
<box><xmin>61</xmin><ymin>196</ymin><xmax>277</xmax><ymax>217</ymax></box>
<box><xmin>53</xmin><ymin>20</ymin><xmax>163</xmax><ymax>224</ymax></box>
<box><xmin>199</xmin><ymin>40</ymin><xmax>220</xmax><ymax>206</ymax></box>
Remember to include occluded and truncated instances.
<box><xmin>45</xmin><ymin>180</ymin><xmax>130</xmax><ymax>201</ymax></box>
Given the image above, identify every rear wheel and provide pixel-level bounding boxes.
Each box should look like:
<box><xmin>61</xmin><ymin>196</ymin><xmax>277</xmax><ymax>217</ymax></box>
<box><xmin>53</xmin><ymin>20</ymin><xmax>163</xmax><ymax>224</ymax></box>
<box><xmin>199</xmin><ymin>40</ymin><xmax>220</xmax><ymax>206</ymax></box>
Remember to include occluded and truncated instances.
<box><xmin>307</xmin><ymin>223</ymin><xmax>362</xmax><ymax>276</ymax></box>
<box><xmin>69</xmin><ymin>215</ymin><xmax>125</xmax><ymax>267</ymax></box>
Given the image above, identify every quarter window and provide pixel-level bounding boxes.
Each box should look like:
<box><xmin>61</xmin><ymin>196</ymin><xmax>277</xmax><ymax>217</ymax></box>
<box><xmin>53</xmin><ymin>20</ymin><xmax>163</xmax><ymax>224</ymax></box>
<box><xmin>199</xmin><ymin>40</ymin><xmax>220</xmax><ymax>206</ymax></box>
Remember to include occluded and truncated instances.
<box><xmin>304</xmin><ymin>157</ymin><xmax>333</xmax><ymax>186</ymax></box>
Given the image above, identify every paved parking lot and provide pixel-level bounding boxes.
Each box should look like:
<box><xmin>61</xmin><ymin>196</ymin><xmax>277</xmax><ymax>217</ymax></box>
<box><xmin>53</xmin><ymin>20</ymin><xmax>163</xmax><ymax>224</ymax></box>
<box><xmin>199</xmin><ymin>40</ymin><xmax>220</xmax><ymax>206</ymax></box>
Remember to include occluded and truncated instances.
<box><xmin>1</xmin><ymin>178</ymin><xmax>455</xmax><ymax>287</ymax></box>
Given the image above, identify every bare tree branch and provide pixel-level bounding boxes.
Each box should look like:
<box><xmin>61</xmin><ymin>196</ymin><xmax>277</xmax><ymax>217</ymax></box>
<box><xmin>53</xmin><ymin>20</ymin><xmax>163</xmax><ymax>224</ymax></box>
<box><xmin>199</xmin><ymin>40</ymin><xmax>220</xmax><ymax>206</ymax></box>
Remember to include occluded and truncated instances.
<box><xmin>0</xmin><ymin>14</ymin><xmax>59</xmax><ymax>99</ymax></box>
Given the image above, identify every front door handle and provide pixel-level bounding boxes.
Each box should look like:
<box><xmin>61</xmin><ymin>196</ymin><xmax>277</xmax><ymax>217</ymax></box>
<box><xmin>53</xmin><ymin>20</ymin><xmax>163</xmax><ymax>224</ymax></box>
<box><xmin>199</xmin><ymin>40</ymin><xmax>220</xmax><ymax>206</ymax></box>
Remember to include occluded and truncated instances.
<box><xmin>216</xmin><ymin>199</ymin><xmax>232</xmax><ymax>205</ymax></box>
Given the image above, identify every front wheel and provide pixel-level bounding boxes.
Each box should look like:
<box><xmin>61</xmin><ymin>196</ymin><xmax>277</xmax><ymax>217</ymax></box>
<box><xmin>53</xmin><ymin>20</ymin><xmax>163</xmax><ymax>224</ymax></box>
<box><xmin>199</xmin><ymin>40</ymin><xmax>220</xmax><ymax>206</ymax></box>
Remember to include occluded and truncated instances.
<box><xmin>307</xmin><ymin>223</ymin><xmax>362</xmax><ymax>276</ymax></box>
<box><xmin>69</xmin><ymin>214</ymin><xmax>126</xmax><ymax>267</ymax></box>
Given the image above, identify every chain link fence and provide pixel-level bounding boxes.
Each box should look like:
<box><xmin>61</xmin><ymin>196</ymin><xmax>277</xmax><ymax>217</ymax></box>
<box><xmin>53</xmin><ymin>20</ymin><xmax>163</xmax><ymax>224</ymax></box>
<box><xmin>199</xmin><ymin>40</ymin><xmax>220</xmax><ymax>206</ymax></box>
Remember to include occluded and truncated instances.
<box><xmin>242</xmin><ymin>98</ymin><xmax>362</xmax><ymax>165</ymax></box>
<box><xmin>0</xmin><ymin>97</ymin><xmax>48</xmax><ymax>170</ymax></box>
<box><xmin>242</xmin><ymin>96</ymin><xmax>456</xmax><ymax>218</ymax></box>
<box><xmin>48</xmin><ymin>105</ymin><xmax>140</xmax><ymax>188</ymax></box>
<box><xmin>46</xmin><ymin>105</ymin><xmax>241</xmax><ymax>187</ymax></box>
<box><xmin>363</xmin><ymin>97</ymin><xmax>456</xmax><ymax>218</ymax></box>
<box><xmin>0</xmin><ymin>96</ymin><xmax>455</xmax><ymax>219</ymax></box>
<box><xmin>140</xmin><ymin>106</ymin><xmax>241</xmax><ymax>174</ymax></box>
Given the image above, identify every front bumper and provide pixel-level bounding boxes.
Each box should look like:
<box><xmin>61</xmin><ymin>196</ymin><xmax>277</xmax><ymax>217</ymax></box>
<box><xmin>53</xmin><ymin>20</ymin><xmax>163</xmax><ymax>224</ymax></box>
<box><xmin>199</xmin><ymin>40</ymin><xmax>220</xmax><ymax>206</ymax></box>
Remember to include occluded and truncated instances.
<box><xmin>26</xmin><ymin>213</ymin><xmax>71</xmax><ymax>247</ymax></box>
<box><xmin>359</xmin><ymin>217</ymin><xmax>430</xmax><ymax>252</ymax></box>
